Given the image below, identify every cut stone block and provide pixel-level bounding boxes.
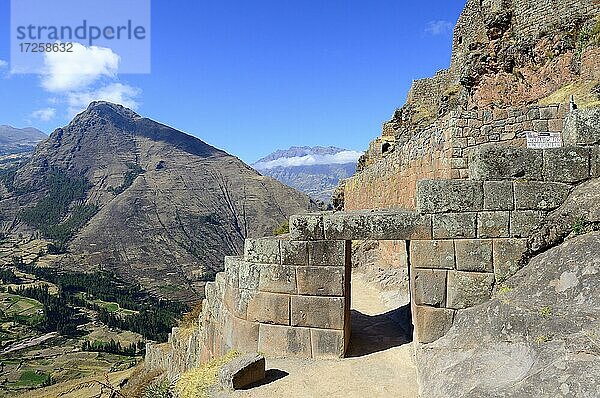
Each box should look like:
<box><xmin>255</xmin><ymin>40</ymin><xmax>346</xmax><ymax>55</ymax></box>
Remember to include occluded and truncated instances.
<box><xmin>219</xmin><ymin>353</ymin><xmax>265</xmax><ymax>391</ymax></box>
<box><xmin>238</xmin><ymin>261</ymin><xmax>260</xmax><ymax>290</ymax></box>
<box><xmin>562</xmin><ymin>108</ymin><xmax>600</xmax><ymax>146</ymax></box>
<box><xmin>493</xmin><ymin>238</ymin><xmax>528</xmax><ymax>283</ymax></box>
<box><xmin>410</xmin><ymin>240</ymin><xmax>455</xmax><ymax>269</ymax></box>
<box><xmin>310</xmin><ymin>328</ymin><xmax>345</xmax><ymax>359</ymax></box>
<box><xmin>258</xmin><ymin>324</ymin><xmax>312</xmax><ymax>358</ymax></box>
<box><xmin>289</xmin><ymin>213</ymin><xmax>325</xmax><ymax>240</ymax></box>
<box><xmin>416</xmin><ymin>180</ymin><xmax>483</xmax><ymax>213</ymax></box>
<box><xmin>307</xmin><ymin>240</ymin><xmax>346</xmax><ymax>266</ymax></box>
<box><xmin>246</xmin><ymin>292</ymin><xmax>290</xmax><ymax>325</ymax></box>
<box><xmin>228</xmin><ymin>316</ymin><xmax>260</xmax><ymax>353</ymax></box>
<box><xmin>296</xmin><ymin>266</ymin><xmax>345</xmax><ymax>296</ymax></box>
<box><xmin>447</xmin><ymin>271</ymin><xmax>495</xmax><ymax>309</ymax></box>
<box><xmin>412</xmin><ymin>269</ymin><xmax>447</xmax><ymax>307</ymax></box>
<box><xmin>224</xmin><ymin>286</ymin><xmax>254</xmax><ymax>319</ymax></box>
<box><xmin>258</xmin><ymin>264</ymin><xmax>297</xmax><ymax>294</ymax></box>
<box><xmin>413</xmin><ymin>305</ymin><xmax>454</xmax><ymax>344</ymax></box>
<box><xmin>433</xmin><ymin>212</ymin><xmax>477</xmax><ymax>239</ymax></box>
<box><xmin>510</xmin><ymin>210</ymin><xmax>546</xmax><ymax>238</ymax></box>
<box><xmin>483</xmin><ymin>181</ymin><xmax>515</xmax><ymax>211</ymax></box>
<box><xmin>244</xmin><ymin>238</ymin><xmax>280</xmax><ymax>264</ymax></box>
<box><xmin>513</xmin><ymin>181</ymin><xmax>571</xmax><ymax>211</ymax></box>
<box><xmin>224</xmin><ymin>256</ymin><xmax>241</xmax><ymax>288</ymax></box>
<box><xmin>454</xmin><ymin>239</ymin><xmax>493</xmax><ymax>272</ymax></box>
<box><xmin>469</xmin><ymin>144</ymin><xmax>543</xmax><ymax>181</ymax></box>
<box><xmin>477</xmin><ymin>211</ymin><xmax>510</xmax><ymax>238</ymax></box>
<box><xmin>291</xmin><ymin>296</ymin><xmax>345</xmax><ymax>330</ymax></box>
<box><xmin>543</xmin><ymin>147</ymin><xmax>590</xmax><ymax>183</ymax></box>
<box><xmin>281</xmin><ymin>240</ymin><xmax>308</xmax><ymax>265</ymax></box>
<box><xmin>322</xmin><ymin>210</ymin><xmax>432</xmax><ymax>240</ymax></box>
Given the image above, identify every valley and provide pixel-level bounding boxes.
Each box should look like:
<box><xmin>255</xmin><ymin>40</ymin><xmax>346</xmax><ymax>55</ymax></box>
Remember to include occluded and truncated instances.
<box><xmin>0</xmin><ymin>236</ymin><xmax>186</xmax><ymax>397</ymax></box>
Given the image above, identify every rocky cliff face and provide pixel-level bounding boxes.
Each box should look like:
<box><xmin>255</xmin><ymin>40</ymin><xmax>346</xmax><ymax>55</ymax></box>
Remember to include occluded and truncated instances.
<box><xmin>0</xmin><ymin>102</ymin><xmax>317</xmax><ymax>302</ymax></box>
<box><xmin>252</xmin><ymin>146</ymin><xmax>359</xmax><ymax>204</ymax></box>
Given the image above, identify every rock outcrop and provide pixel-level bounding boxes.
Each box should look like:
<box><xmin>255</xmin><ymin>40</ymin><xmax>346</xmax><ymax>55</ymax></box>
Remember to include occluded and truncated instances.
<box><xmin>416</xmin><ymin>230</ymin><xmax>600</xmax><ymax>398</ymax></box>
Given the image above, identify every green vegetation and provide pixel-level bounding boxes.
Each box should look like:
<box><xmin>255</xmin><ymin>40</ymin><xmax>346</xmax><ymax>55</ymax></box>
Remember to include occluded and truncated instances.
<box><xmin>19</xmin><ymin>170</ymin><xmax>98</xmax><ymax>251</ymax></box>
<box><xmin>82</xmin><ymin>339</ymin><xmax>144</xmax><ymax>356</ymax></box>
<box><xmin>539</xmin><ymin>306</ymin><xmax>553</xmax><ymax>317</ymax></box>
<box><xmin>143</xmin><ymin>377</ymin><xmax>173</xmax><ymax>398</ymax></box>
<box><xmin>571</xmin><ymin>217</ymin><xmax>600</xmax><ymax>236</ymax></box>
<box><xmin>273</xmin><ymin>220</ymin><xmax>290</xmax><ymax>235</ymax></box>
<box><xmin>109</xmin><ymin>163</ymin><xmax>145</xmax><ymax>195</ymax></box>
<box><xmin>497</xmin><ymin>285</ymin><xmax>513</xmax><ymax>294</ymax></box>
<box><xmin>13</xmin><ymin>259</ymin><xmax>188</xmax><ymax>341</ymax></box>
<box><xmin>535</xmin><ymin>334</ymin><xmax>550</xmax><ymax>345</ymax></box>
<box><xmin>15</xmin><ymin>370</ymin><xmax>53</xmax><ymax>388</ymax></box>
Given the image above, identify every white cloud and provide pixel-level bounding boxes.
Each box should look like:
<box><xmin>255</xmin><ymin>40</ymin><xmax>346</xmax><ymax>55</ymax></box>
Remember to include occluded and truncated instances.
<box><xmin>425</xmin><ymin>20</ymin><xmax>454</xmax><ymax>36</ymax></box>
<box><xmin>67</xmin><ymin>83</ymin><xmax>141</xmax><ymax>116</ymax></box>
<box><xmin>35</xmin><ymin>44</ymin><xmax>141</xmax><ymax>118</ymax></box>
<box><xmin>41</xmin><ymin>43</ymin><xmax>120</xmax><ymax>92</ymax></box>
<box><xmin>30</xmin><ymin>108</ymin><xmax>56</xmax><ymax>122</ymax></box>
<box><xmin>254</xmin><ymin>150</ymin><xmax>363</xmax><ymax>170</ymax></box>
<box><xmin>0</xmin><ymin>60</ymin><xmax>7</xmax><ymax>68</ymax></box>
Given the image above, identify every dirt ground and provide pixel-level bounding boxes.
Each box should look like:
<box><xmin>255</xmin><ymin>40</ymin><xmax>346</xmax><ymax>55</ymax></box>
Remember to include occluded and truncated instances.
<box><xmin>215</xmin><ymin>272</ymin><xmax>419</xmax><ymax>398</ymax></box>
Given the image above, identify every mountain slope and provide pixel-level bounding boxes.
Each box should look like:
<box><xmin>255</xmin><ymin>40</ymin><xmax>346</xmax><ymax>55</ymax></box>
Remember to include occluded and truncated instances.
<box><xmin>0</xmin><ymin>125</ymin><xmax>46</xmax><ymax>155</ymax></box>
<box><xmin>253</xmin><ymin>146</ymin><xmax>360</xmax><ymax>203</ymax></box>
<box><xmin>1</xmin><ymin>102</ymin><xmax>316</xmax><ymax>301</ymax></box>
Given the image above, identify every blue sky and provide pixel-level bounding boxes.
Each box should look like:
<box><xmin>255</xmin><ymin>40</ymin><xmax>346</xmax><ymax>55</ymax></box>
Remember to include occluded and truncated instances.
<box><xmin>0</xmin><ymin>1</ymin><xmax>465</xmax><ymax>163</ymax></box>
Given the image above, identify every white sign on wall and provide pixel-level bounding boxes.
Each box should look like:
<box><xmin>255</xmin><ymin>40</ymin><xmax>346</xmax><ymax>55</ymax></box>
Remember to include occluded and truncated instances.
<box><xmin>526</xmin><ymin>132</ymin><xmax>562</xmax><ymax>149</ymax></box>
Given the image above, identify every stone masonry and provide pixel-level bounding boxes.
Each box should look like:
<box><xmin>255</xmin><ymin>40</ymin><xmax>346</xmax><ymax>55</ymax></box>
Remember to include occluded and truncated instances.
<box><xmin>345</xmin><ymin>104</ymin><xmax>569</xmax><ymax>210</ymax></box>
<box><xmin>194</xmin><ymin>110</ymin><xmax>599</xmax><ymax>360</ymax></box>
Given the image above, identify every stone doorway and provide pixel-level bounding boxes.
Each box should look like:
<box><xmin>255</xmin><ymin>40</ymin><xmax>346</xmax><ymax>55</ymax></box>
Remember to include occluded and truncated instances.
<box><xmin>345</xmin><ymin>240</ymin><xmax>414</xmax><ymax>357</ymax></box>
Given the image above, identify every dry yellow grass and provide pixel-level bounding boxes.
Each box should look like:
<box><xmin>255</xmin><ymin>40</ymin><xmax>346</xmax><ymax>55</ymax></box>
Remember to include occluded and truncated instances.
<box><xmin>538</xmin><ymin>80</ymin><xmax>600</xmax><ymax>109</ymax></box>
<box><xmin>175</xmin><ymin>351</ymin><xmax>240</xmax><ymax>398</ymax></box>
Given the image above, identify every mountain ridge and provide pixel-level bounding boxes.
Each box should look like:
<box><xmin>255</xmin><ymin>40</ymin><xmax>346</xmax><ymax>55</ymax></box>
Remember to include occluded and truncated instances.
<box><xmin>1</xmin><ymin>102</ymin><xmax>317</xmax><ymax>302</ymax></box>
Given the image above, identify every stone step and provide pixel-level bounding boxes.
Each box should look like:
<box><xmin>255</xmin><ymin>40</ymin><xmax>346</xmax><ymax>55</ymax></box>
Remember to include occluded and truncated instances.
<box><xmin>468</xmin><ymin>144</ymin><xmax>598</xmax><ymax>183</ymax></box>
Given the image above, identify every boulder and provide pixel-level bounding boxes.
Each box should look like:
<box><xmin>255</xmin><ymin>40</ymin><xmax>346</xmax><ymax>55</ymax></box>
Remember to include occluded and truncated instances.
<box><xmin>416</xmin><ymin>231</ymin><xmax>600</xmax><ymax>397</ymax></box>
<box><xmin>219</xmin><ymin>353</ymin><xmax>265</xmax><ymax>390</ymax></box>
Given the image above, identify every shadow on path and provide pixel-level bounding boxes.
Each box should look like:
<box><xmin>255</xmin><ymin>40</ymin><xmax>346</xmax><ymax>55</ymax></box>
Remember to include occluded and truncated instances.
<box><xmin>346</xmin><ymin>304</ymin><xmax>413</xmax><ymax>358</ymax></box>
<box><xmin>240</xmin><ymin>369</ymin><xmax>289</xmax><ymax>389</ymax></box>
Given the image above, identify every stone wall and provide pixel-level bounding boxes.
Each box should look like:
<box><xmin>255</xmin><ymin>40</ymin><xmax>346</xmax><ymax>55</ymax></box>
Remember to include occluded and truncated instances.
<box><xmin>197</xmin><ymin>238</ymin><xmax>352</xmax><ymax>361</ymax></box>
<box><xmin>344</xmin><ymin>104</ymin><xmax>569</xmax><ymax>210</ymax></box>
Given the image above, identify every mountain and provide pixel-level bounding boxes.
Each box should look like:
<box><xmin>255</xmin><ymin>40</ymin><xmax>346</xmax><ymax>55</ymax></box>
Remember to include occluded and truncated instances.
<box><xmin>0</xmin><ymin>125</ymin><xmax>46</xmax><ymax>155</ymax></box>
<box><xmin>0</xmin><ymin>102</ymin><xmax>316</xmax><ymax>302</ymax></box>
<box><xmin>252</xmin><ymin>146</ymin><xmax>360</xmax><ymax>204</ymax></box>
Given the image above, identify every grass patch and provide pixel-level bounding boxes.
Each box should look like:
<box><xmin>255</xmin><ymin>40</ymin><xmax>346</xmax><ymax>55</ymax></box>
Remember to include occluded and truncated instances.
<box><xmin>538</xmin><ymin>80</ymin><xmax>600</xmax><ymax>109</ymax></box>
<box><xmin>15</xmin><ymin>370</ymin><xmax>52</xmax><ymax>387</ymax></box>
<box><xmin>174</xmin><ymin>351</ymin><xmax>240</xmax><ymax>398</ymax></box>
<box><xmin>273</xmin><ymin>221</ymin><xmax>289</xmax><ymax>236</ymax></box>
<box><xmin>497</xmin><ymin>285</ymin><xmax>513</xmax><ymax>294</ymax></box>
<box><xmin>539</xmin><ymin>306</ymin><xmax>553</xmax><ymax>317</ymax></box>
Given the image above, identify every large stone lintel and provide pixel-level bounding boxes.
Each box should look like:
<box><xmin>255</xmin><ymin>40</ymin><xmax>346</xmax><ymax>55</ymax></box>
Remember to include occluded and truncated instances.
<box><xmin>290</xmin><ymin>210</ymin><xmax>432</xmax><ymax>241</ymax></box>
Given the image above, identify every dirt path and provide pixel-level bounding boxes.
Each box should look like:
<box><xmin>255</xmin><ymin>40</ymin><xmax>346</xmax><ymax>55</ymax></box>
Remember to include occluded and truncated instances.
<box><xmin>216</xmin><ymin>273</ymin><xmax>419</xmax><ymax>398</ymax></box>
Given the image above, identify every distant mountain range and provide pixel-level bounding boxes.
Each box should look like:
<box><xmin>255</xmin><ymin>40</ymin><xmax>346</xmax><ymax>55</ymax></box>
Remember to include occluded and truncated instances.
<box><xmin>253</xmin><ymin>146</ymin><xmax>361</xmax><ymax>204</ymax></box>
<box><xmin>0</xmin><ymin>102</ymin><xmax>316</xmax><ymax>302</ymax></box>
<box><xmin>0</xmin><ymin>125</ymin><xmax>46</xmax><ymax>155</ymax></box>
